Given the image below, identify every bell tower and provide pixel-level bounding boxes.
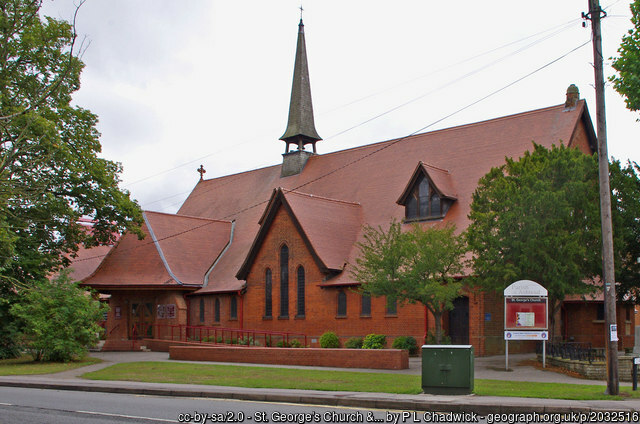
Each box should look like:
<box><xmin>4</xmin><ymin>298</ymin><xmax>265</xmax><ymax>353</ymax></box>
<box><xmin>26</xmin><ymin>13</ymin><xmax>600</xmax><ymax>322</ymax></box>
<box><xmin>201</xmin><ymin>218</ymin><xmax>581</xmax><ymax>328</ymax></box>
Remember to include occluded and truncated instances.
<box><xmin>280</xmin><ymin>18</ymin><xmax>322</xmax><ymax>177</ymax></box>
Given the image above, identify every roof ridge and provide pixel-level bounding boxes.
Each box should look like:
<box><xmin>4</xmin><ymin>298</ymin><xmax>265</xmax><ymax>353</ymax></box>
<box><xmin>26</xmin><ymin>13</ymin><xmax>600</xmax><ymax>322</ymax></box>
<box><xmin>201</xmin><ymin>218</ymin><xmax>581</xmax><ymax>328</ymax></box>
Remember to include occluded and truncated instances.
<box><xmin>144</xmin><ymin>209</ymin><xmax>232</xmax><ymax>224</ymax></box>
<box><xmin>282</xmin><ymin>188</ymin><xmax>361</xmax><ymax>207</ymax></box>
<box><xmin>194</xmin><ymin>101</ymin><xmax>571</xmax><ymax>186</ymax></box>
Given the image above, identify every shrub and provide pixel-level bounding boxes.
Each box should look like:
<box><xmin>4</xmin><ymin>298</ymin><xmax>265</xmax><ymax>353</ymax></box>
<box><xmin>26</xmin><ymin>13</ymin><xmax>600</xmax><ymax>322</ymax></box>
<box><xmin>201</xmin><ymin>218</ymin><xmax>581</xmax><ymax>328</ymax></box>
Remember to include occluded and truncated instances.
<box><xmin>345</xmin><ymin>337</ymin><xmax>363</xmax><ymax>349</ymax></box>
<box><xmin>289</xmin><ymin>339</ymin><xmax>303</xmax><ymax>348</ymax></box>
<box><xmin>392</xmin><ymin>336</ymin><xmax>419</xmax><ymax>355</ymax></box>
<box><xmin>276</xmin><ymin>340</ymin><xmax>290</xmax><ymax>348</ymax></box>
<box><xmin>238</xmin><ymin>336</ymin><xmax>257</xmax><ymax>346</ymax></box>
<box><xmin>10</xmin><ymin>271</ymin><xmax>107</xmax><ymax>362</ymax></box>
<box><xmin>319</xmin><ymin>331</ymin><xmax>340</xmax><ymax>348</ymax></box>
<box><xmin>362</xmin><ymin>333</ymin><xmax>386</xmax><ymax>349</ymax></box>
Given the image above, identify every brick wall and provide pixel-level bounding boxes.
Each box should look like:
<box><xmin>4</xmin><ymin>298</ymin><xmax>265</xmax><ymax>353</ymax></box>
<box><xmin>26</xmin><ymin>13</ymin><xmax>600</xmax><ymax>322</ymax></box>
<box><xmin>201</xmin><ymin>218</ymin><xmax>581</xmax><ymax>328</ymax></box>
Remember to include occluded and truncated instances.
<box><xmin>562</xmin><ymin>302</ymin><xmax>635</xmax><ymax>350</ymax></box>
<box><xmin>169</xmin><ymin>345</ymin><xmax>409</xmax><ymax>370</ymax></box>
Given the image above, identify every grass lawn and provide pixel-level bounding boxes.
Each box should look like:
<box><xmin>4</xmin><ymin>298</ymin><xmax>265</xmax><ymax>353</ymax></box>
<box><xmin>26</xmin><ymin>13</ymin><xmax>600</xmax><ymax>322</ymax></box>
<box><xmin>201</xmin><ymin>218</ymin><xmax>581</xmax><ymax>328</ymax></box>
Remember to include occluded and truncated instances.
<box><xmin>0</xmin><ymin>355</ymin><xmax>102</xmax><ymax>376</ymax></box>
<box><xmin>82</xmin><ymin>361</ymin><xmax>640</xmax><ymax>400</ymax></box>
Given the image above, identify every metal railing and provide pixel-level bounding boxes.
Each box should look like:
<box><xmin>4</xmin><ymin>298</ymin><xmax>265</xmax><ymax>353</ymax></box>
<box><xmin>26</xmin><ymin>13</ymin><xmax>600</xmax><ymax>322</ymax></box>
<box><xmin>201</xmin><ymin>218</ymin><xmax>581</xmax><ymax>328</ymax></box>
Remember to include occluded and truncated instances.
<box><xmin>130</xmin><ymin>323</ymin><xmax>307</xmax><ymax>348</ymax></box>
<box><xmin>536</xmin><ymin>342</ymin><xmax>605</xmax><ymax>363</ymax></box>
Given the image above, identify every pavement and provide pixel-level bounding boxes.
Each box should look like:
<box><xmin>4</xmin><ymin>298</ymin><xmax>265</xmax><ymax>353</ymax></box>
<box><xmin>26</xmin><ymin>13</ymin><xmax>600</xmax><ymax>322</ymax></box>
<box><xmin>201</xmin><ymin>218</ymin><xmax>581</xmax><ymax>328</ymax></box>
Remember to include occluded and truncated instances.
<box><xmin>1</xmin><ymin>351</ymin><xmax>640</xmax><ymax>415</ymax></box>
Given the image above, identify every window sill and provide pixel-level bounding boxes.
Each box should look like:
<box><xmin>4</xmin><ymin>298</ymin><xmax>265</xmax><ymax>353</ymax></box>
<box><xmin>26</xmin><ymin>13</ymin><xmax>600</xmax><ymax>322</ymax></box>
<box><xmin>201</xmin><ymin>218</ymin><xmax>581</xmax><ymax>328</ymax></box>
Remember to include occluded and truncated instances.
<box><xmin>592</xmin><ymin>319</ymin><xmax>604</xmax><ymax>323</ymax></box>
<box><xmin>360</xmin><ymin>314</ymin><xmax>371</xmax><ymax>319</ymax></box>
<box><xmin>403</xmin><ymin>215</ymin><xmax>444</xmax><ymax>224</ymax></box>
<box><xmin>278</xmin><ymin>315</ymin><xmax>290</xmax><ymax>320</ymax></box>
<box><xmin>336</xmin><ymin>315</ymin><xmax>347</xmax><ymax>319</ymax></box>
<box><xmin>262</xmin><ymin>316</ymin><xmax>273</xmax><ymax>320</ymax></box>
<box><xmin>385</xmin><ymin>314</ymin><xmax>398</xmax><ymax>318</ymax></box>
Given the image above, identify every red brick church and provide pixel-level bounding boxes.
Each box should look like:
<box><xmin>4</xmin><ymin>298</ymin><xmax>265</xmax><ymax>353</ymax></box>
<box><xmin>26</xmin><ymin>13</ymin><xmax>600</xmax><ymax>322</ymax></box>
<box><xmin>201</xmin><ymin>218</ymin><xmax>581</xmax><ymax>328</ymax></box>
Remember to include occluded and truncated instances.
<box><xmin>80</xmin><ymin>19</ymin><xmax>635</xmax><ymax>355</ymax></box>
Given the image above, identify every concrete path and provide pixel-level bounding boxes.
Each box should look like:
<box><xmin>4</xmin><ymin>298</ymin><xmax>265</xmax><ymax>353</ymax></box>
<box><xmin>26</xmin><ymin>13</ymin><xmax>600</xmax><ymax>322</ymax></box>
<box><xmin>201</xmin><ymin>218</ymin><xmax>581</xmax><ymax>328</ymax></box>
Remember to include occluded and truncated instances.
<box><xmin>1</xmin><ymin>351</ymin><xmax>639</xmax><ymax>414</ymax></box>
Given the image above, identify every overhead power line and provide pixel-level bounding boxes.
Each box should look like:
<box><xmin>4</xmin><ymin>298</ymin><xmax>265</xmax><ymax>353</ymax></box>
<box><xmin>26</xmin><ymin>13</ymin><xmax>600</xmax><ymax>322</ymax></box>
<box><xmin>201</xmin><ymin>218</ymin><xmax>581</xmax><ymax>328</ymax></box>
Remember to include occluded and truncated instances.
<box><xmin>73</xmin><ymin>39</ymin><xmax>591</xmax><ymax>264</ymax></box>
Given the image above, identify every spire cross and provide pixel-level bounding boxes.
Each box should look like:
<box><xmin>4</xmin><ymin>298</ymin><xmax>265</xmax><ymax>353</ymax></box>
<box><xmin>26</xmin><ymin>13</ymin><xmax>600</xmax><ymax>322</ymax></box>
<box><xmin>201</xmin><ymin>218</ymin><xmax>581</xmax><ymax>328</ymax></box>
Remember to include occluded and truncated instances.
<box><xmin>299</xmin><ymin>4</ymin><xmax>303</xmax><ymax>20</ymax></box>
<box><xmin>197</xmin><ymin>164</ymin><xmax>206</xmax><ymax>181</ymax></box>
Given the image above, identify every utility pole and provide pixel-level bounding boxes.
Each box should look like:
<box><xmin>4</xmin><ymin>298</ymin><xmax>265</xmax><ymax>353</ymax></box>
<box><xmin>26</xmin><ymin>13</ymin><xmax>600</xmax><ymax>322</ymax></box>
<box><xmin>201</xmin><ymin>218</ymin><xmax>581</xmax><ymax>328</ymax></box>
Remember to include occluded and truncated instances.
<box><xmin>585</xmin><ymin>0</ymin><xmax>618</xmax><ymax>395</ymax></box>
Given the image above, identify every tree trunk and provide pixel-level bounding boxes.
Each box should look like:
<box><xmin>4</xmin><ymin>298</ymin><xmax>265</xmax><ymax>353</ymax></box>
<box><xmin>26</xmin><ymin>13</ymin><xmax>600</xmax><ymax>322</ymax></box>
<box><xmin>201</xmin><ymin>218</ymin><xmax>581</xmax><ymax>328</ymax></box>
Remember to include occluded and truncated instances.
<box><xmin>433</xmin><ymin>311</ymin><xmax>443</xmax><ymax>344</ymax></box>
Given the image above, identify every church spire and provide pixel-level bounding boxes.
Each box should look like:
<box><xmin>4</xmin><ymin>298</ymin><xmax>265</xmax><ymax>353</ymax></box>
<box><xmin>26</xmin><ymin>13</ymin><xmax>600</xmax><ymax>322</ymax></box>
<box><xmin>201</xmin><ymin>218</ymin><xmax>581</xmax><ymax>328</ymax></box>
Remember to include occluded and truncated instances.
<box><xmin>280</xmin><ymin>18</ymin><xmax>322</xmax><ymax>154</ymax></box>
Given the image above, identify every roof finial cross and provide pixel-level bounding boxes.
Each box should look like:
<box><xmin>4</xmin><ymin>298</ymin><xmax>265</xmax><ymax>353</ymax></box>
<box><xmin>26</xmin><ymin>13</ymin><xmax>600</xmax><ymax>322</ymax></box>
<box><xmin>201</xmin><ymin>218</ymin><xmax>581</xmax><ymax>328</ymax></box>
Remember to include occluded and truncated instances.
<box><xmin>299</xmin><ymin>3</ymin><xmax>303</xmax><ymax>20</ymax></box>
<box><xmin>197</xmin><ymin>164</ymin><xmax>206</xmax><ymax>181</ymax></box>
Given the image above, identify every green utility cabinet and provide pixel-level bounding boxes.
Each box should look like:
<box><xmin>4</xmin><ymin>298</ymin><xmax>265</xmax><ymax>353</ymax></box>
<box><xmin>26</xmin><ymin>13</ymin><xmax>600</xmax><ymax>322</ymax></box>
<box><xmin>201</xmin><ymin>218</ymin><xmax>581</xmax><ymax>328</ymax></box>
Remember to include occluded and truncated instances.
<box><xmin>422</xmin><ymin>345</ymin><xmax>474</xmax><ymax>395</ymax></box>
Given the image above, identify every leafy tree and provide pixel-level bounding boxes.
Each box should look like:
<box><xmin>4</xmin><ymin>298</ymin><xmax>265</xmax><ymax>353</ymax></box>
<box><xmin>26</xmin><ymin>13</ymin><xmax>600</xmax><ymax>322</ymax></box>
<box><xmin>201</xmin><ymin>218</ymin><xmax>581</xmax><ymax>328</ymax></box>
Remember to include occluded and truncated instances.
<box><xmin>352</xmin><ymin>221</ymin><xmax>466</xmax><ymax>344</ymax></box>
<box><xmin>0</xmin><ymin>2</ymin><xmax>143</xmax><ymax>287</ymax></box>
<box><xmin>0</xmin><ymin>0</ymin><xmax>143</xmax><ymax>358</ymax></box>
<box><xmin>10</xmin><ymin>270</ymin><xmax>107</xmax><ymax>362</ymax></box>
<box><xmin>466</xmin><ymin>143</ymin><xmax>602</xmax><ymax>336</ymax></box>
<box><xmin>611</xmin><ymin>0</ymin><xmax>640</xmax><ymax>115</ymax></box>
<box><xmin>610</xmin><ymin>160</ymin><xmax>640</xmax><ymax>302</ymax></box>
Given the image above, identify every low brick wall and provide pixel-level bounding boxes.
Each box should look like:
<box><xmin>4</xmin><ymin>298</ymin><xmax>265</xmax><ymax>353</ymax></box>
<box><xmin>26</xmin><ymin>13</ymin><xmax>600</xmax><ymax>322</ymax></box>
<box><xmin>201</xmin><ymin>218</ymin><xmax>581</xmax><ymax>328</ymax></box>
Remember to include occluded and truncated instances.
<box><xmin>143</xmin><ymin>339</ymin><xmax>201</xmax><ymax>352</ymax></box>
<box><xmin>540</xmin><ymin>354</ymin><xmax>637</xmax><ymax>381</ymax></box>
<box><xmin>169</xmin><ymin>345</ymin><xmax>409</xmax><ymax>370</ymax></box>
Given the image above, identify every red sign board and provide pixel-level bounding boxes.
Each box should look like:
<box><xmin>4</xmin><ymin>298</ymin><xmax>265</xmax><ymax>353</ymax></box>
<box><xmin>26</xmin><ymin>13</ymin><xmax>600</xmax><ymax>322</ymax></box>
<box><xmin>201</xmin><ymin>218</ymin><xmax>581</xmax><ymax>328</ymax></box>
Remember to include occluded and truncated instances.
<box><xmin>504</xmin><ymin>297</ymin><xmax>547</xmax><ymax>330</ymax></box>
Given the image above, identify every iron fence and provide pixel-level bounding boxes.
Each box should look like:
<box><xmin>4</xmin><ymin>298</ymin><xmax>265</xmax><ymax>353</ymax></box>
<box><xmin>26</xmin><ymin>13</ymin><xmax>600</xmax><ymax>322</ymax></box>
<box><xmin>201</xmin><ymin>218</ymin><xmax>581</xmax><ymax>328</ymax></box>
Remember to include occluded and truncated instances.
<box><xmin>536</xmin><ymin>341</ymin><xmax>605</xmax><ymax>363</ymax></box>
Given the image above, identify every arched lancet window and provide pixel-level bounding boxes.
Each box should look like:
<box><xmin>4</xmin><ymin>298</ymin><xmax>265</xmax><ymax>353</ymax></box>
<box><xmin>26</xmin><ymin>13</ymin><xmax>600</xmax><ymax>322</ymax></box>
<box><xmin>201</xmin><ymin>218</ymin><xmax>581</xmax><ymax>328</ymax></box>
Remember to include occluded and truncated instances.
<box><xmin>361</xmin><ymin>292</ymin><xmax>371</xmax><ymax>317</ymax></box>
<box><xmin>265</xmin><ymin>268</ymin><xmax>272</xmax><ymax>318</ymax></box>
<box><xmin>297</xmin><ymin>266</ymin><xmax>305</xmax><ymax>317</ymax></box>
<box><xmin>280</xmin><ymin>245</ymin><xmax>289</xmax><ymax>318</ymax></box>
<box><xmin>386</xmin><ymin>296</ymin><xmax>397</xmax><ymax>316</ymax></box>
<box><xmin>230</xmin><ymin>296</ymin><xmax>237</xmax><ymax>319</ymax></box>
<box><xmin>214</xmin><ymin>298</ymin><xmax>220</xmax><ymax>322</ymax></box>
<box><xmin>337</xmin><ymin>290</ymin><xmax>347</xmax><ymax>317</ymax></box>
<box><xmin>199</xmin><ymin>298</ymin><xmax>205</xmax><ymax>323</ymax></box>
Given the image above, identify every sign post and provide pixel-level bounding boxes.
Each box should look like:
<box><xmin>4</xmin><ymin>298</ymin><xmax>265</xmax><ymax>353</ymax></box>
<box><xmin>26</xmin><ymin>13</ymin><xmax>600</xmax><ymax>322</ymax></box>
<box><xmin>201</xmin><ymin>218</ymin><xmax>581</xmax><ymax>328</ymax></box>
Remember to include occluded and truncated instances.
<box><xmin>504</xmin><ymin>280</ymin><xmax>548</xmax><ymax>370</ymax></box>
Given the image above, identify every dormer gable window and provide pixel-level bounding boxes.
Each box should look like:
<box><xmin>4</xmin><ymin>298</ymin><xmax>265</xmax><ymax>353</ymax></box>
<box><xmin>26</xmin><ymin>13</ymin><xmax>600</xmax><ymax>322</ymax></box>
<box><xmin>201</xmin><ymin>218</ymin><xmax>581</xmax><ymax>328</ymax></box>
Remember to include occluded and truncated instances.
<box><xmin>397</xmin><ymin>162</ymin><xmax>457</xmax><ymax>221</ymax></box>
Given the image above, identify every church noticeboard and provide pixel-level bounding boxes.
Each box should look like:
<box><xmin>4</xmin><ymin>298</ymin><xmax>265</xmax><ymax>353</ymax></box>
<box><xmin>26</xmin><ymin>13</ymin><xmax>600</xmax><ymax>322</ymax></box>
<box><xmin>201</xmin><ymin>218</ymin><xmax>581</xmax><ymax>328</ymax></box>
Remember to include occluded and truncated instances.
<box><xmin>504</xmin><ymin>280</ymin><xmax>548</xmax><ymax>331</ymax></box>
<box><xmin>504</xmin><ymin>297</ymin><xmax>547</xmax><ymax>330</ymax></box>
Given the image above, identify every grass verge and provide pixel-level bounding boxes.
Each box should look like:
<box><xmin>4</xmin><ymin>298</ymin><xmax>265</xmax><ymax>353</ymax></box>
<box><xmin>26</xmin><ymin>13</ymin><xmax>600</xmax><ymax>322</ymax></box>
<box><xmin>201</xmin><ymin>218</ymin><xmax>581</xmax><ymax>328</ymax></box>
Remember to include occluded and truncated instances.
<box><xmin>0</xmin><ymin>355</ymin><xmax>102</xmax><ymax>376</ymax></box>
<box><xmin>81</xmin><ymin>361</ymin><xmax>640</xmax><ymax>400</ymax></box>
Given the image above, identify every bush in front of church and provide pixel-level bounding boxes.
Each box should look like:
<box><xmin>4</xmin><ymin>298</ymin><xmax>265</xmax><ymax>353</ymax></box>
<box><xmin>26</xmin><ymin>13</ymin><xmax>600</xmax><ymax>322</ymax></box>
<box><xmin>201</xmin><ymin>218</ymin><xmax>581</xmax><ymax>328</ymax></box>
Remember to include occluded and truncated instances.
<box><xmin>319</xmin><ymin>331</ymin><xmax>340</xmax><ymax>348</ymax></box>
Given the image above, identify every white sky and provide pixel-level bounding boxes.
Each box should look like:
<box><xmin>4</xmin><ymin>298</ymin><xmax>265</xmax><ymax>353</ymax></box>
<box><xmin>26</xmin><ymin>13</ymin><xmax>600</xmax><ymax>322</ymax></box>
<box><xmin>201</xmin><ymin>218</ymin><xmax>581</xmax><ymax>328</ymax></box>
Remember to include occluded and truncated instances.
<box><xmin>40</xmin><ymin>0</ymin><xmax>640</xmax><ymax>214</ymax></box>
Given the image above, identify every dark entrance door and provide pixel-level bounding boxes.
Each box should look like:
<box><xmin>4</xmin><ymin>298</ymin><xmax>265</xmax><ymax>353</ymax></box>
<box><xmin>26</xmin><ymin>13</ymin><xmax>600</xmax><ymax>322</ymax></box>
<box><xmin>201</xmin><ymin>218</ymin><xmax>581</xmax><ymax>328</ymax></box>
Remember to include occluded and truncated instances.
<box><xmin>448</xmin><ymin>296</ymin><xmax>469</xmax><ymax>344</ymax></box>
<box><xmin>130</xmin><ymin>301</ymin><xmax>154</xmax><ymax>340</ymax></box>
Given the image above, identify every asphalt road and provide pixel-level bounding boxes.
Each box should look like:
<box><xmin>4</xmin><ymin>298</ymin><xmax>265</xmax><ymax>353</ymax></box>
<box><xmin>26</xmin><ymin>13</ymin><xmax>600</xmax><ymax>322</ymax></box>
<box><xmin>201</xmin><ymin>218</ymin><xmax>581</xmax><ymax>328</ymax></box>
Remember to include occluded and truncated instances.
<box><xmin>5</xmin><ymin>386</ymin><xmax>637</xmax><ymax>424</ymax></box>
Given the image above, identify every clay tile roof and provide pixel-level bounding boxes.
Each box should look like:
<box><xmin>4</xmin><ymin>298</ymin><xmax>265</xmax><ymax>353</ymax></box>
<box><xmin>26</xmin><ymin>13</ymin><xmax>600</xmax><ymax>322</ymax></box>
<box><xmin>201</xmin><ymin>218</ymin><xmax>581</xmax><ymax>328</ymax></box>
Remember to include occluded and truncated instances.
<box><xmin>81</xmin><ymin>212</ymin><xmax>231</xmax><ymax>288</ymax></box>
<box><xmin>282</xmin><ymin>189</ymin><xmax>362</xmax><ymax>271</ymax></box>
<box><xmin>166</xmin><ymin>100</ymin><xmax>595</xmax><ymax>293</ymax></box>
<box><xmin>236</xmin><ymin>188</ymin><xmax>362</xmax><ymax>279</ymax></box>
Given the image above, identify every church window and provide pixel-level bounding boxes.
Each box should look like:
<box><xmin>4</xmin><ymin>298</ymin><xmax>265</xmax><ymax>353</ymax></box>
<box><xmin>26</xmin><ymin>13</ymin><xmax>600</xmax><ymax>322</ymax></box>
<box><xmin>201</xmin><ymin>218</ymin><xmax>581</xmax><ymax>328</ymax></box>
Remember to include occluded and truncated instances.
<box><xmin>296</xmin><ymin>266</ymin><xmax>305</xmax><ymax>317</ymax></box>
<box><xmin>386</xmin><ymin>297</ymin><xmax>397</xmax><ymax>316</ymax></box>
<box><xmin>230</xmin><ymin>296</ymin><xmax>237</xmax><ymax>319</ymax></box>
<box><xmin>403</xmin><ymin>174</ymin><xmax>452</xmax><ymax>220</ymax></box>
<box><xmin>280</xmin><ymin>245</ymin><xmax>289</xmax><ymax>318</ymax></box>
<box><xmin>199</xmin><ymin>298</ymin><xmax>205</xmax><ymax>323</ymax></box>
<box><xmin>361</xmin><ymin>292</ymin><xmax>371</xmax><ymax>317</ymax></box>
<box><xmin>265</xmin><ymin>268</ymin><xmax>272</xmax><ymax>318</ymax></box>
<box><xmin>337</xmin><ymin>290</ymin><xmax>347</xmax><ymax>317</ymax></box>
<box><xmin>214</xmin><ymin>298</ymin><xmax>220</xmax><ymax>322</ymax></box>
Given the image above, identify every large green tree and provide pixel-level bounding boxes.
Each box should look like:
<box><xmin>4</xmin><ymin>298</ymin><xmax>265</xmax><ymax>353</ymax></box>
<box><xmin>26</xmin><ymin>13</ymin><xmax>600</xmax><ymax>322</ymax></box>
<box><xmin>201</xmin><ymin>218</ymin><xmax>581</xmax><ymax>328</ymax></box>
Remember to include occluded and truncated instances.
<box><xmin>0</xmin><ymin>0</ymin><xmax>143</xmax><ymax>285</ymax></box>
<box><xmin>611</xmin><ymin>0</ymin><xmax>640</xmax><ymax>115</ymax></box>
<box><xmin>611</xmin><ymin>160</ymin><xmax>640</xmax><ymax>302</ymax></box>
<box><xmin>351</xmin><ymin>221</ymin><xmax>466</xmax><ymax>344</ymax></box>
<box><xmin>0</xmin><ymin>1</ymin><xmax>143</xmax><ymax>357</ymax></box>
<box><xmin>467</xmin><ymin>144</ymin><xmax>602</xmax><ymax>336</ymax></box>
